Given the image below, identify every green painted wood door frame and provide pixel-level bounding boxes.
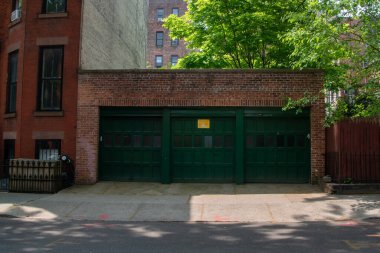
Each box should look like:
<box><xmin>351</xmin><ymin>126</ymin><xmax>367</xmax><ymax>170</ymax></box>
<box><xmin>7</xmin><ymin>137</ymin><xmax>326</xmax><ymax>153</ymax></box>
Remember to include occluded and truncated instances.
<box><xmin>161</xmin><ymin>108</ymin><xmax>171</xmax><ymax>184</ymax></box>
<box><xmin>235</xmin><ymin>109</ymin><xmax>245</xmax><ymax>184</ymax></box>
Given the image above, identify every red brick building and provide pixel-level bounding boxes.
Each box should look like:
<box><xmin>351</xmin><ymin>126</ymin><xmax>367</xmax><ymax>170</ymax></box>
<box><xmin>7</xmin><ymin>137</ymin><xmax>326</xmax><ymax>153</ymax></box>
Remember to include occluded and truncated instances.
<box><xmin>0</xmin><ymin>0</ymin><xmax>81</xmax><ymax>165</ymax></box>
<box><xmin>0</xmin><ymin>1</ymin><xmax>326</xmax><ymax>186</ymax></box>
<box><xmin>0</xmin><ymin>0</ymin><xmax>148</xmax><ymax>177</ymax></box>
<box><xmin>147</xmin><ymin>0</ymin><xmax>188</xmax><ymax>68</ymax></box>
<box><xmin>76</xmin><ymin>69</ymin><xmax>325</xmax><ymax>184</ymax></box>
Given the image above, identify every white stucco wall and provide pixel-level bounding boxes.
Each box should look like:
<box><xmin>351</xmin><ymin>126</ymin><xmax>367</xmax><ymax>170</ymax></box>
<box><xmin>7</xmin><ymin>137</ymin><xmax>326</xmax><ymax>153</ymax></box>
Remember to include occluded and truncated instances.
<box><xmin>80</xmin><ymin>0</ymin><xmax>148</xmax><ymax>69</ymax></box>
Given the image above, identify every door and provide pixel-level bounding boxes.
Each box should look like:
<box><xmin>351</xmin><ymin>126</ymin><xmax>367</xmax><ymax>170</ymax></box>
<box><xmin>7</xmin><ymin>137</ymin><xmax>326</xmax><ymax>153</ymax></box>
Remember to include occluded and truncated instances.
<box><xmin>245</xmin><ymin>116</ymin><xmax>310</xmax><ymax>183</ymax></box>
<box><xmin>99</xmin><ymin>117</ymin><xmax>162</xmax><ymax>181</ymax></box>
<box><xmin>171</xmin><ymin>117</ymin><xmax>235</xmax><ymax>182</ymax></box>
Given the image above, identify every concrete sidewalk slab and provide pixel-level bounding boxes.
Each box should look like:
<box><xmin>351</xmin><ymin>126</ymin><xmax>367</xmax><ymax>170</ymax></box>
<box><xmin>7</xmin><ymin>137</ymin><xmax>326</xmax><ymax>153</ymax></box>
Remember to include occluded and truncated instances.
<box><xmin>69</xmin><ymin>202</ymin><xmax>140</xmax><ymax>221</ymax></box>
<box><xmin>201</xmin><ymin>204</ymin><xmax>272</xmax><ymax>222</ymax></box>
<box><xmin>0</xmin><ymin>182</ymin><xmax>379</xmax><ymax>223</ymax></box>
<box><xmin>130</xmin><ymin>203</ymin><xmax>203</xmax><ymax>222</ymax></box>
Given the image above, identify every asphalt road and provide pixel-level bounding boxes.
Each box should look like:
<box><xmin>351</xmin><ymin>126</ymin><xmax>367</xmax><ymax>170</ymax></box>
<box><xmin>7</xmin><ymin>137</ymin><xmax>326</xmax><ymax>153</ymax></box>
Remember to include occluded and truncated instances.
<box><xmin>0</xmin><ymin>217</ymin><xmax>379</xmax><ymax>253</ymax></box>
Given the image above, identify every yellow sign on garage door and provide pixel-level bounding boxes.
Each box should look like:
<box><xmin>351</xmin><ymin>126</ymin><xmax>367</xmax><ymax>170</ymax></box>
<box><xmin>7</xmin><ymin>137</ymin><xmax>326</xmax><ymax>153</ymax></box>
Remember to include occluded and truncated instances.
<box><xmin>197</xmin><ymin>119</ymin><xmax>210</xmax><ymax>129</ymax></box>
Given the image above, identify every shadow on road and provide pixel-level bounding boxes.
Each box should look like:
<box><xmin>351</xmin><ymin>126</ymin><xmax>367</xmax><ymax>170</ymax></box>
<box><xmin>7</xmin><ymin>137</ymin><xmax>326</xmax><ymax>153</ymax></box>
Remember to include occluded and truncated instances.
<box><xmin>0</xmin><ymin>218</ymin><xmax>379</xmax><ymax>253</ymax></box>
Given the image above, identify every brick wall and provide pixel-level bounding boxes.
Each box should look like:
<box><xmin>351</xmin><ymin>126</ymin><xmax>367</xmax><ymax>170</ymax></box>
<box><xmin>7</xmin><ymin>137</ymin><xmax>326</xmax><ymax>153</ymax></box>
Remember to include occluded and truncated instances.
<box><xmin>0</xmin><ymin>0</ymin><xmax>81</xmax><ymax>161</ymax></box>
<box><xmin>147</xmin><ymin>0</ymin><xmax>188</xmax><ymax>68</ymax></box>
<box><xmin>0</xmin><ymin>0</ymin><xmax>8</xmax><ymax>161</ymax></box>
<box><xmin>77</xmin><ymin>69</ymin><xmax>325</xmax><ymax>184</ymax></box>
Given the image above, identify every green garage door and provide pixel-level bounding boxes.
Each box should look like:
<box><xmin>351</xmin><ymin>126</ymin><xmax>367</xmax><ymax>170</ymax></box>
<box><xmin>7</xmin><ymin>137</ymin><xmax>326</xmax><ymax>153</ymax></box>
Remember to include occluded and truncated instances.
<box><xmin>99</xmin><ymin>117</ymin><xmax>162</xmax><ymax>181</ymax></box>
<box><xmin>171</xmin><ymin>117</ymin><xmax>235</xmax><ymax>182</ymax></box>
<box><xmin>245</xmin><ymin>116</ymin><xmax>310</xmax><ymax>183</ymax></box>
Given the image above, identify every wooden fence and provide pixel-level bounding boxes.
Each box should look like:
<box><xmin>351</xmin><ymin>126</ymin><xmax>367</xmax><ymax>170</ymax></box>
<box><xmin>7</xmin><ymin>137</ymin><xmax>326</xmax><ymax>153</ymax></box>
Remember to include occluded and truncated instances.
<box><xmin>326</xmin><ymin>119</ymin><xmax>380</xmax><ymax>183</ymax></box>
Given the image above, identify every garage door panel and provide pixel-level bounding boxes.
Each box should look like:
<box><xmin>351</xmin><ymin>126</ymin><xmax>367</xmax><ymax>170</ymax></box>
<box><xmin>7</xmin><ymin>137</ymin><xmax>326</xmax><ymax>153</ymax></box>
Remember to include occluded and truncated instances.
<box><xmin>100</xmin><ymin>116</ymin><xmax>162</xmax><ymax>182</ymax></box>
<box><xmin>245</xmin><ymin>116</ymin><xmax>310</xmax><ymax>183</ymax></box>
<box><xmin>171</xmin><ymin>117</ymin><xmax>235</xmax><ymax>182</ymax></box>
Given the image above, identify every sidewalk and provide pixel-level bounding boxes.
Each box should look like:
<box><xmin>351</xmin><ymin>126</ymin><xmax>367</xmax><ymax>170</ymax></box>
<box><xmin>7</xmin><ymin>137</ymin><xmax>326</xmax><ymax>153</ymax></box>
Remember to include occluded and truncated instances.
<box><xmin>1</xmin><ymin>182</ymin><xmax>379</xmax><ymax>223</ymax></box>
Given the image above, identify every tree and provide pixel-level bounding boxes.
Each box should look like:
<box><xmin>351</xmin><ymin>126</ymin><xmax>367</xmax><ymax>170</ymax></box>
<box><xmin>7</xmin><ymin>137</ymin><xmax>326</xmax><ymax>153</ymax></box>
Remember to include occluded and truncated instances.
<box><xmin>283</xmin><ymin>0</ymin><xmax>380</xmax><ymax>124</ymax></box>
<box><xmin>165</xmin><ymin>0</ymin><xmax>380</xmax><ymax>124</ymax></box>
<box><xmin>164</xmin><ymin>0</ymin><xmax>305</xmax><ymax>69</ymax></box>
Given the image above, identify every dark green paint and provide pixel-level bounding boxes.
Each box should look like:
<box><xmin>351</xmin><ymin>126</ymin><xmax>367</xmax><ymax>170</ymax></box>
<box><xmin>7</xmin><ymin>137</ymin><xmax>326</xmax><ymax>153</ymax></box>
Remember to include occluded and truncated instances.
<box><xmin>235</xmin><ymin>109</ymin><xmax>244</xmax><ymax>184</ymax></box>
<box><xmin>171</xmin><ymin>109</ymin><xmax>236</xmax><ymax>117</ymax></box>
<box><xmin>171</xmin><ymin>117</ymin><xmax>235</xmax><ymax>182</ymax></box>
<box><xmin>99</xmin><ymin>108</ymin><xmax>311</xmax><ymax>184</ymax></box>
<box><xmin>245</xmin><ymin>116</ymin><xmax>310</xmax><ymax>183</ymax></box>
<box><xmin>99</xmin><ymin>116</ymin><xmax>162</xmax><ymax>181</ymax></box>
<box><xmin>161</xmin><ymin>109</ymin><xmax>171</xmax><ymax>184</ymax></box>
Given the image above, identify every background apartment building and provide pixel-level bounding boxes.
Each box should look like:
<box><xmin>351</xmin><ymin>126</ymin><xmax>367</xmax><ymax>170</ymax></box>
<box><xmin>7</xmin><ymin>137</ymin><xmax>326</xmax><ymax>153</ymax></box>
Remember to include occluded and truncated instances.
<box><xmin>147</xmin><ymin>0</ymin><xmax>187</xmax><ymax>68</ymax></box>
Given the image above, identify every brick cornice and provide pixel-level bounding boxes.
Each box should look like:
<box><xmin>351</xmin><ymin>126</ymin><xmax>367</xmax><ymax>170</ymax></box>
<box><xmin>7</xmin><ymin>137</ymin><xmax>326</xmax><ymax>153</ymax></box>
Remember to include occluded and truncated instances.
<box><xmin>78</xmin><ymin>69</ymin><xmax>324</xmax><ymax>75</ymax></box>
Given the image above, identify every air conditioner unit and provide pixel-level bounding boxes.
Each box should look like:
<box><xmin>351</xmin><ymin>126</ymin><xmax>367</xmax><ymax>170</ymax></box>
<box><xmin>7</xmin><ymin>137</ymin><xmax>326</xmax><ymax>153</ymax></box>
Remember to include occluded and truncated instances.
<box><xmin>11</xmin><ymin>9</ymin><xmax>21</xmax><ymax>22</ymax></box>
<box><xmin>157</xmin><ymin>17</ymin><xmax>164</xmax><ymax>22</ymax></box>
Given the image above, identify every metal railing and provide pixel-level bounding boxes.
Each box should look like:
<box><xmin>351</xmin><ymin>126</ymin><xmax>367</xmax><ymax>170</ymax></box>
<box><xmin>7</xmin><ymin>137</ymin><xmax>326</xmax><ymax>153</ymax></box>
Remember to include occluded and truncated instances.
<box><xmin>0</xmin><ymin>161</ymin><xmax>9</xmax><ymax>192</ymax></box>
<box><xmin>8</xmin><ymin>159</ymin><xmax>63</xmax><ymax>193</ymax></box>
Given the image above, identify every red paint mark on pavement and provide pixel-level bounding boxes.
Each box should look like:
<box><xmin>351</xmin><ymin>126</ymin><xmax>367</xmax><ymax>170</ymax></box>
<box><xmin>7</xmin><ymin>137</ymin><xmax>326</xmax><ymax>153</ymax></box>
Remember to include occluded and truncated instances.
<box><xmin>214</xmin><ymin>215</ymin><xmax>231</xmax><ymax>222</ymax></box>
<box><xmin>338</xmin><ymin>221</ymin><xmax>360</xmax><ymax>227</ymax></box>
<box><xmin>98</xmin><ymin>213</ymin><xmax>110</xmax><ymax>220</ymax></box>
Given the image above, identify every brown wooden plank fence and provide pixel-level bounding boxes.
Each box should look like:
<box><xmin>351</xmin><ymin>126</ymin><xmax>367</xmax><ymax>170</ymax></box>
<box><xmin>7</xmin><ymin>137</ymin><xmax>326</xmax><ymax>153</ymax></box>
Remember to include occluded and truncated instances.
<box><xmin>326</xmin><ymin>119</ymin><xmax>380</xmax><ymax>183</ymax></box>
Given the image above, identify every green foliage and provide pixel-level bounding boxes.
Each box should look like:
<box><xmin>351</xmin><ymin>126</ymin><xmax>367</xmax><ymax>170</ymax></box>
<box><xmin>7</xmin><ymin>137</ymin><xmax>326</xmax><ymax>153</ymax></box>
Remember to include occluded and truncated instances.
<box><xmin>282</xmin><ymin>95</ymin><xmax>319</xmax><ymax>114</ymax></box>
<box><xmin>164</xmin><ymin>0</ymin><xmax>305</xmax><ymax>69</ymax></box>
<box><xmin>165</xmin><ymin>0</ymin><xmax>380</xmax><ymax>124</ymax></box>
<box><xmin>284</xmin><ymin>0</ymin><xmax>380</xmax><ymax>124</ymax></box>
<box><xmin>172</xmin><ymin>52</ymin><xmax>230</xmax><ymax>69</ymax></box>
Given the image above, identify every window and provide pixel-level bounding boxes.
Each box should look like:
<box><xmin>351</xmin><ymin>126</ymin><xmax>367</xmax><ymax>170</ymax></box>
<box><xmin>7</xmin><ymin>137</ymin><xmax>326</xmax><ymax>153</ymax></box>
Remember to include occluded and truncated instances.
<box><xmin>153</xmin><ymin>136</ymin><xmax>161</xmax><ymax>148</ymax></box>
<box><xmin>256</xmin><ymin>135</ymin><xmax>265</xmax><ymax>147</ymax></box>
<box><xmin>204</xmin><ymin>136</ymin><xmax>213</xmax><ymax>148</ymax></box>
<box><xmin>6</xmin><ymin>51</ymin><xmax>18</xmax><ymax>113</ymax></box>
<box><xmin>4</xmin><ymin>140</ymin><xmax>15</xmax><ymax>161</ymax></box>
<box><xmin>184</xmin><ymin>136</ymin><xmax>192</xmax><ymax>147</ymax></box>
<box><xmin>3</xmin><ymin>140</ymin><xmax>15</xmax><ymax>177</ymax></box>
<box><xmin>156</xmin><ymin>32</ymin><xmax>164</xmax><ymax>47</ymax></box>
<box><xmin>214</xmin><ymin>136</ymin><xmax>223</xmax><ymax>148</ymax></box>
<box><xmin>172</xmin><ymin>8</ymin><xmax>179</xmax><ymax>16</ymax></box>
<box><xmin>224</xmin><ymin>135</ymin><xmax>233</xmax><ymax>148</ymax></box>
<box><xmin>104</xmin><ymin>135</ymin><xmax>112</xmax><ymax>147</ymax></box>
<box><xmin>156</xmin><ymin>8</ymin><xmax>164</xmax><ymax>21</ymax></box>
<box><xmin>246</xmin><ymin>135</ymin><xmax>254</xmax><ymax>148</ymax></box>
<box><xmin>297</xmin><ymin>135</ymin><xmax>306</xmax><ymax>147</ymax></box>
<box><xmin>277</xmin><ymin>135</ymin><xmax>285</xmax><ymax>147</ymax></box>
<box><xmin>171</xmin><ymin>55</ymin><xmax>178</xmax><ymax>66</ymax></box>
<box><xmin>143</xmin><ymin>136</ymin><xmax>153</xmax><ymax>147</ymax></box>
<box><xmin>194</xmin><ymin>136</ymin><xmax>202</xmax><ymax>147</ymax></box>
<box><xmin>266</xmin><ymin>136</ymin><xmax>274</xmax><ymax>147</ymax></box>
<box><xmin>12</xmin><ymin>0</ymin><xmax>22</xmax><ymax>11</ymax></box>
<box><xmin>171</xmin><ymin>38</ymin><xmax>179</xmax><ymax>47</ymax></box>
<box><xmin>155</xmin><ymin>55</ymin><xmax>163</xmax><ymax>68</ymax></box>
<box><xmin>43</xmin><ymin>0</ymin><xmax>66</xmax><ymax>13</ymax></box>
<box><xmin>35</xmin><ymin>140</ymin><xmax>61</xmax><ymax>160</ymax></box>
<box><xmin>287</xmin><ymin>135</ymin><xmax>295</xmax><ymax>147</ymax></box>
<box><xmin>132</xmin><ymin>135</ymin><xmax>142</xmax><ymax>147</ymax></box>
<box><xmin>345</xmin><ymin>88</ymin><xmax>356</xmax><ymax>105</ymax></box>
<box><xmin>38</xmin><ymin>46</ymin><xmax>63</xmax><ymax>111</ymax></box>
<box><xmin>11</xmin><ymin>0</ymin><xmax>22</xmax><ymax>21</ymax></box>
<box><xmin>174</xmin><ymin>136</ymin><xmax>183</xmax><ymax>147</ymax></box>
